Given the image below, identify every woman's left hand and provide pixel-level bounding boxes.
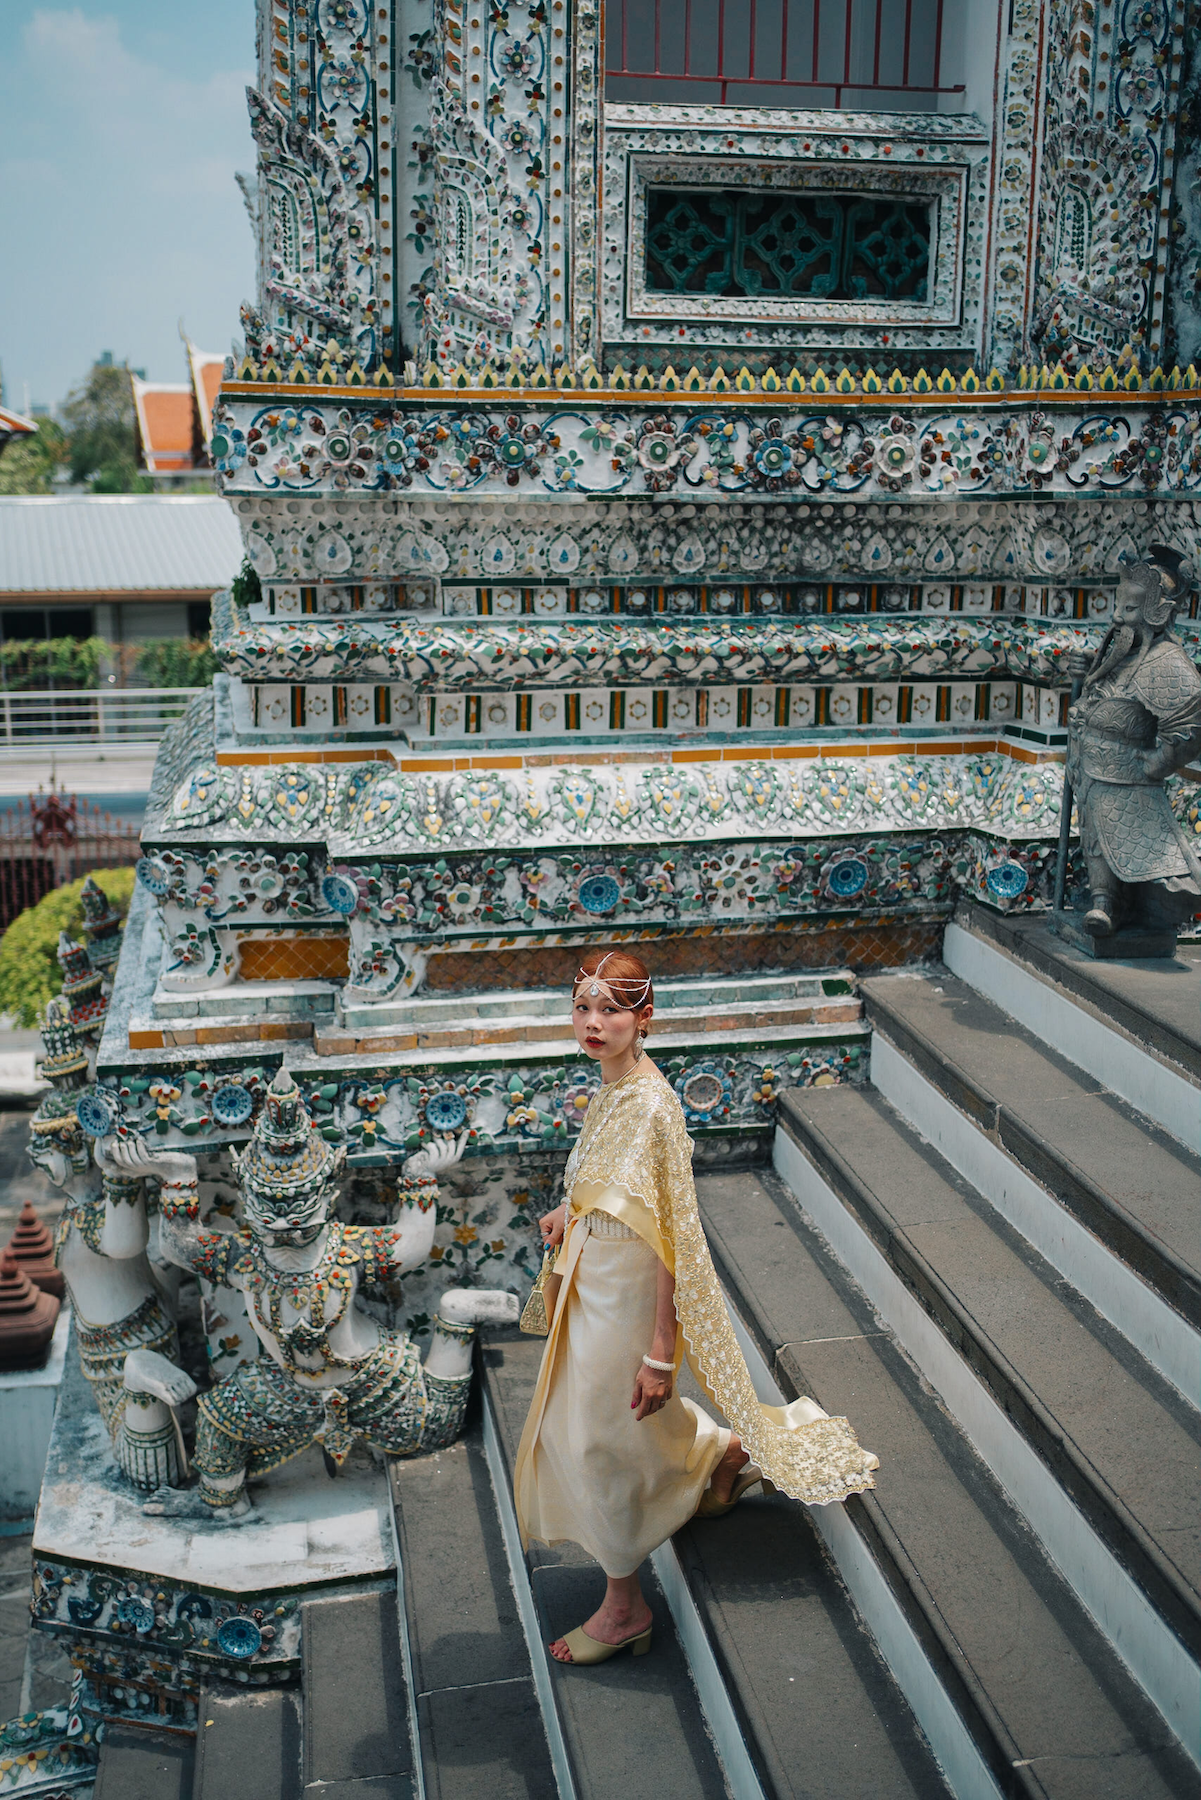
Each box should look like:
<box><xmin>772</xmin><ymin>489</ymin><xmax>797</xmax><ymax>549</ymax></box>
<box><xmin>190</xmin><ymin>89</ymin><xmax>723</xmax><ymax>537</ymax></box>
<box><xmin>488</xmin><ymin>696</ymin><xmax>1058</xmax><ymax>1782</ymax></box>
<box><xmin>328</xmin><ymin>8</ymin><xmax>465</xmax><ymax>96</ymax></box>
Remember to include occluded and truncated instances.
<box><xmin>631</xmin><ymin>1363</ymin><xmax>673</xmax><ymax>1420</ymax></box>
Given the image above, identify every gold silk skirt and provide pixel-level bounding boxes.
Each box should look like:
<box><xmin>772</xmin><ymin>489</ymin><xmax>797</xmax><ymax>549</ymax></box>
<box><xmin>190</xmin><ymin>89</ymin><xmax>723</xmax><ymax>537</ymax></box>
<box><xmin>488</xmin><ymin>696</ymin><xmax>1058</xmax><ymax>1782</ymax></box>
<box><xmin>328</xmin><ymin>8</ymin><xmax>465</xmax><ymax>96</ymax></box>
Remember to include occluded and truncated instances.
<box><xmin>514</xmin><ymin>1210</ymin><xmax>729</xmax><ymax>1577</ymax></box>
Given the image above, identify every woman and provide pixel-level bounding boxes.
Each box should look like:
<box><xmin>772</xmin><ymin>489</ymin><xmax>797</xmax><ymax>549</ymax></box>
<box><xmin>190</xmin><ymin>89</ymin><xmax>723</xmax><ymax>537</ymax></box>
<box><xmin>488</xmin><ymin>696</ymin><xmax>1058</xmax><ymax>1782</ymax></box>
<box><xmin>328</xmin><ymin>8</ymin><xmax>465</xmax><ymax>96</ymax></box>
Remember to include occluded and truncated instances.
<box><xmin>514</xmin><ymin>949</ymin><xmax>878</xmax><ymax>1667</ymax></box>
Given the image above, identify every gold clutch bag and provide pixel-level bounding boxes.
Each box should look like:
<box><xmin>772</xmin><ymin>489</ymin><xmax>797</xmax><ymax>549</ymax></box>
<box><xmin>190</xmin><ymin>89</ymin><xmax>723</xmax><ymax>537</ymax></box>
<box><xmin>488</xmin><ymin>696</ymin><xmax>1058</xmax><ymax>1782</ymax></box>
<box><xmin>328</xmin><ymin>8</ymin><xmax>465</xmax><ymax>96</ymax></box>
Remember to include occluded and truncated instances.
<box><xmin>519</xmin><ymin>1246</ymin><xmax>559</xmax><ymax>1336</ymax></box>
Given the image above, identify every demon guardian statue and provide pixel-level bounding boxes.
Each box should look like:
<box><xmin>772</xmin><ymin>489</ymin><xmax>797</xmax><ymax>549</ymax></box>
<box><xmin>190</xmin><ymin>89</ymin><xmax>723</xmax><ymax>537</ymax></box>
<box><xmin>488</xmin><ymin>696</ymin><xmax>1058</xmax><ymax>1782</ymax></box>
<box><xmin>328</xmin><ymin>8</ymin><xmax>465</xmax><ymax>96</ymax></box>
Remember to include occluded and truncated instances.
<box><xmin>27</xmin><ymin>1000</ymin><xmax>197</xmax><ymax>1491</ymax></box>
<box><xmin>101</xmin><ymin>1068</ymin><xmax>518</xmax><ymax>1521</ymax></box>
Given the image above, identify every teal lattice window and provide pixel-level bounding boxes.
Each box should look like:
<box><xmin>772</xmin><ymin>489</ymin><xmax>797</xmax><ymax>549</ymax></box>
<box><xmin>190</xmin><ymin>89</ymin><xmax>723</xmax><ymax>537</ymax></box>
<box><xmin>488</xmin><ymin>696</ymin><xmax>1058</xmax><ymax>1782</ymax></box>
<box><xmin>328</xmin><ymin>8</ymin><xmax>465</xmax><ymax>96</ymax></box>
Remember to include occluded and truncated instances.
<box><xmin>645</xmin><ymin>188</ymin><xmax>931</xmax><ymax>301</ymax></box>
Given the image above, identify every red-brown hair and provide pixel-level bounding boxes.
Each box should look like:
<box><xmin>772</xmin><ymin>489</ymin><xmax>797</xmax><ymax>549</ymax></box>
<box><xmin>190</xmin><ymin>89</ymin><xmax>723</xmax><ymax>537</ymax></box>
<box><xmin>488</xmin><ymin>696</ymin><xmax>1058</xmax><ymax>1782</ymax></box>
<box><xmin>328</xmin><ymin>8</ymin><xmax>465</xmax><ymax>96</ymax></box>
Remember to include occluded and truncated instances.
<box><xmin>573</xmin><ymin>948</ymin><xmax>654</xmax><ymax>1025</ymax></box>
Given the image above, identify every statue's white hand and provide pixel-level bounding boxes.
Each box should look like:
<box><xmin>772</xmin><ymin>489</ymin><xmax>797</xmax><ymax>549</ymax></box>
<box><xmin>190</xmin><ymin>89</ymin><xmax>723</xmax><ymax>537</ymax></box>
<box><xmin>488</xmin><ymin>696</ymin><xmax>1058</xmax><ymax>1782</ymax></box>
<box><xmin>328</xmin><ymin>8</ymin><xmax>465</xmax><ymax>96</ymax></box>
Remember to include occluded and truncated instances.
<box><xmin>404</xmin><ymin>1129</ymin><xmax>470</xmax><ymax>1181</ymax></box>
<box><xmin>97</xmin><ymin>1135</ymin><xmax>198</xmax><ymax>1186</ymax></box>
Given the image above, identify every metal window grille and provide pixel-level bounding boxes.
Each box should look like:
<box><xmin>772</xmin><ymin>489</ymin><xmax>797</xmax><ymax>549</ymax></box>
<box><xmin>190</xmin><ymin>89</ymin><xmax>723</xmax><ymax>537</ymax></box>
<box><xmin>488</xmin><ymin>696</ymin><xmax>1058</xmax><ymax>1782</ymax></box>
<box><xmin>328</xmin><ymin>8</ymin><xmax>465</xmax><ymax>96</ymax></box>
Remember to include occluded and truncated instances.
<box><xmin>645</xmin><ymin>187</ymin><xmax>931</xmax><ymax>299</ymax></box>
<box><xmin>605</xmin><ymin>0</ymin><xmax>963</xmax><ymax>108</ymax></box>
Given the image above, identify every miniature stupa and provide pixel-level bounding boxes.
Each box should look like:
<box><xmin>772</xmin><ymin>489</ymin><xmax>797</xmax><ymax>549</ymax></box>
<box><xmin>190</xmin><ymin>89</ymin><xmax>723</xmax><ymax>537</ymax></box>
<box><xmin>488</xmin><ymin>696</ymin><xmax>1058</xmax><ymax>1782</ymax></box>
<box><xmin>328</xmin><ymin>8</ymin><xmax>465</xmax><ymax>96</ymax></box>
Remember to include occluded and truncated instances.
<box><xmin>0</xmin><ymin>1249</ymin><xmax>59</xmax><ymax>1371</ymax></box>
<box><xmin>3</xmin><ymin>1199</ymin><xmax>62</xmax><ymax>1299</ymax></box>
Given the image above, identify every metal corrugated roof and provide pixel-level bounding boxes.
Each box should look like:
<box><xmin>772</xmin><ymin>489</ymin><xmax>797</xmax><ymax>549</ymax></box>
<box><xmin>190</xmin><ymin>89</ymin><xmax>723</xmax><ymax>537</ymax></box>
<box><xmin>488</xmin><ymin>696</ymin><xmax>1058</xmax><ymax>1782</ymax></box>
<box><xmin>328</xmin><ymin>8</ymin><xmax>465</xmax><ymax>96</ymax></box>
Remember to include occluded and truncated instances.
<box><xmin>0</xmin><ymin>496</ymin><xmax>244</xmax><ymax>594</ymax></box>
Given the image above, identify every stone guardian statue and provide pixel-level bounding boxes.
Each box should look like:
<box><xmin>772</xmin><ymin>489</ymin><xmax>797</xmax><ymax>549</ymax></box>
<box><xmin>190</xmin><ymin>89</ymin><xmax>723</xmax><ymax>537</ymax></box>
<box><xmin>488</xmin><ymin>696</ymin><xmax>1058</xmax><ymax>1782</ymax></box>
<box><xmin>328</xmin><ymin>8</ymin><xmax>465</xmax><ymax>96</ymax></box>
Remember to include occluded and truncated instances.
<box><xmin>1064</xmin><ymin>545</ymin><xmax>1201</xmax><ymax>947</ymax></box>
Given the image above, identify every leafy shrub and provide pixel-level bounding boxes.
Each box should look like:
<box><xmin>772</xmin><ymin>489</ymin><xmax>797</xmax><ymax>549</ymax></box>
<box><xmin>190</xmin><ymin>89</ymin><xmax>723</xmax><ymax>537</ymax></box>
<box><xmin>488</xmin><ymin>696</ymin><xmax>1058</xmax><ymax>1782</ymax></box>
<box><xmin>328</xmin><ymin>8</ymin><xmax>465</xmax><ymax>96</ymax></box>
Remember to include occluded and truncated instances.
<box><xmin>0</xmin><ymin>868</ymin><xmax>136</xmax><ymax>1027</ymax></box>
<box><xmin>0</xmin><ymin>637</ymin><xmax>109</xmax><ymax>689</ymax></box>
<box><xmin>0</xmin><ymin>637</ymin><xmax>216</xmax><ymax>691</ymax></box>
<box><xmin>132</xmin><ymin>638</ymin><xmax>218</xmax><ymax>688</ymax></box>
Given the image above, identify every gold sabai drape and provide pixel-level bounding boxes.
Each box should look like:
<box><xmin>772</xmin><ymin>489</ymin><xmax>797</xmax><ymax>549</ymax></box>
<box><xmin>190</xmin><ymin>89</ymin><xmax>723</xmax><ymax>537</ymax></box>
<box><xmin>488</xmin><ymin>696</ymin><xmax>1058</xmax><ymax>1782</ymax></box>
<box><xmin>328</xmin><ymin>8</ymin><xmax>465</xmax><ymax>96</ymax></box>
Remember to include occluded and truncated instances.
<box><xmin>564</xmin><ymin>1059</ymin><xmax>879</xmax><ymax>1507</ymax></box>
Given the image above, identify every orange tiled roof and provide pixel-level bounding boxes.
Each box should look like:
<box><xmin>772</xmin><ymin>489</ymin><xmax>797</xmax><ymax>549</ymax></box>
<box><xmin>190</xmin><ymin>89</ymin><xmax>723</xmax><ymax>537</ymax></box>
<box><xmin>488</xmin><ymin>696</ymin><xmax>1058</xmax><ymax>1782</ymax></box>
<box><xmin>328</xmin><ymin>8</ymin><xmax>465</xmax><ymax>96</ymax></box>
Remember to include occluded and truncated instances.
<box><xmin>187</xmin><ymin>345</ymin><xmax>226</xmax><ymax>450</ymax></box>
<box><xmin>0</xmin><ymin>404</ymin><xmax>37</xmax><ymax>449</ymax></box>
<box><xmin>132</xmin><ymin>377</ymin><xmax>195</xmax><ymax>474</ymax></box>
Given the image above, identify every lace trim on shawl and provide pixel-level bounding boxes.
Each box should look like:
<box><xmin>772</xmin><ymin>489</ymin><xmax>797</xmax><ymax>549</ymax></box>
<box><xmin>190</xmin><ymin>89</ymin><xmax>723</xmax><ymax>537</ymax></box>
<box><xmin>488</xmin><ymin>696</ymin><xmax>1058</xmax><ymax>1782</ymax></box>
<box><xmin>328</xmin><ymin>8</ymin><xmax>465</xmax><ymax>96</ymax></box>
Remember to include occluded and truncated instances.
<box><xmin>564</xmin><ymin>1060</ymin><xmax>878</xmax><ymax>1507</ymax></box>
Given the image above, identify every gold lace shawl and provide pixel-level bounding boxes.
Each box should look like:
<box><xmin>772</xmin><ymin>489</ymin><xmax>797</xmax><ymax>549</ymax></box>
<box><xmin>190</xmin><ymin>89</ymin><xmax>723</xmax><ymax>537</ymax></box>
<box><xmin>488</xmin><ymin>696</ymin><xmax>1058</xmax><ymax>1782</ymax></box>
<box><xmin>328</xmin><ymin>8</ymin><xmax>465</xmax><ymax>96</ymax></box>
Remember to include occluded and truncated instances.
<box><xmin>565</xmin><ymin>1059</ymin><xmax>879</xmax><ymax>1507</ymax></box>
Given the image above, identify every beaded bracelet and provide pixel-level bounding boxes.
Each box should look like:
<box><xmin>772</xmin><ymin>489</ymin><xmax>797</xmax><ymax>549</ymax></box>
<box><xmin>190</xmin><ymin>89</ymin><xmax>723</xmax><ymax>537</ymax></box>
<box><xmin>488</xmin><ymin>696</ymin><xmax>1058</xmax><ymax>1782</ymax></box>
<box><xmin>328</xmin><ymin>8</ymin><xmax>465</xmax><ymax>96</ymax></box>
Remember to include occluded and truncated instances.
<box><xmin>641</xmin><ymin>1354</ymin><xmax>674</xmax><ymax>1373</ymax></box>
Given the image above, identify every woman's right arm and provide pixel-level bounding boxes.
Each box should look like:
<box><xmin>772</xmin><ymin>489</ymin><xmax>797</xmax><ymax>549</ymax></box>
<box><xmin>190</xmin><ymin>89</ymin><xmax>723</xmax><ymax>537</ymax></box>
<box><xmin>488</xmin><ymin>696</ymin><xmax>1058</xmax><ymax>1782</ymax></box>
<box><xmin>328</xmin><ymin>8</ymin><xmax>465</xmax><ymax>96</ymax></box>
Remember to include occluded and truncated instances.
<box><xmin>539</xmin><ymin>1203</ymin><xmax>567</xmax><ymax>1249</ymax></box>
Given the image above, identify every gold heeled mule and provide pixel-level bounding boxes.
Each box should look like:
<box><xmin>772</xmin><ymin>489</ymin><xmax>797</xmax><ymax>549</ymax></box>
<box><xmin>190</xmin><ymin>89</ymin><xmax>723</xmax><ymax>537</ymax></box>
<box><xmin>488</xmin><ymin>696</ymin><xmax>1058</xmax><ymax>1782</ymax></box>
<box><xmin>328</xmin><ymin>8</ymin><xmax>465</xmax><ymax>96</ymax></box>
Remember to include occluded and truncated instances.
<box><xmin>556</xmin><ymin>1624</ymin><xmax>653</xmax><ymax>1665</ymax></box>
<box><xmin>694</xmin><ymin>1463</ymin><xmax>763</xmax><ymax>1519</ymax></box>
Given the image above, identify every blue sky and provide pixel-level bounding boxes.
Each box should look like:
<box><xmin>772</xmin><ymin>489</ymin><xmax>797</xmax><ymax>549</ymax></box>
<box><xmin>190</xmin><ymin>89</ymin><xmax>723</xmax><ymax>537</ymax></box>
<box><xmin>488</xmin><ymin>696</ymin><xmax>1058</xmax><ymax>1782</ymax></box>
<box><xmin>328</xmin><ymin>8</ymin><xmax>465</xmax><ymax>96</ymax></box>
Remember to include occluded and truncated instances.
<box><xmin>0</xmin><ymin>3</ymin><xmax>257</xmax><ymax>413</ymax></box>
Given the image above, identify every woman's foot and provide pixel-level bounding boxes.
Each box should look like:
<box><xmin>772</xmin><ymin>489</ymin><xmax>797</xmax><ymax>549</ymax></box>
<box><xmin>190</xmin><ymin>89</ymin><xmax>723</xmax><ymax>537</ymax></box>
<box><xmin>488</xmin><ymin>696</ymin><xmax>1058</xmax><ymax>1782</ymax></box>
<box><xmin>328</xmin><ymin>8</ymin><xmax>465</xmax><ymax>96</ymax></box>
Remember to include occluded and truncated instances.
<box><xmin>709</xmin><ymin>1434</ymin><xmax>750</xmax><ymax>1506</ymax></box>
<box><xmin>549</xmin><ymin>1581</ymin><xmax>653</xmax><ymax>1663</ymax></box>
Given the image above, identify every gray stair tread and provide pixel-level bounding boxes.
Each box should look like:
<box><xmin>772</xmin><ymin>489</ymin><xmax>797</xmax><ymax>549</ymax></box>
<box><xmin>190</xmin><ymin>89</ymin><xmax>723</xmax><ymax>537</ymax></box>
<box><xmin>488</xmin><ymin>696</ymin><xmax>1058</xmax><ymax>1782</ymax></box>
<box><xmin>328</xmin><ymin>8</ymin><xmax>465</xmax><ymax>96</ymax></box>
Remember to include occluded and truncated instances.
<box><xmin>863</xmin><ymin>966</ymin><xmax>1201</xmax><ymax>1287</ymax></box>
<box><xmin>194</xmin><ymin>1683</ymin><xmax>301</xmax><ymax>1800</ymax></box>
<box><xmin>961</xmin><ymin>903</ymin><xmax>1201</xmax><ymax>1080</ymax></box>
<box><xmin>675</xmin><ymin>1496</ymin><xmax>945</xmax><ymax>1799</ymax></box>
<box><xmin>479</xmin><ymin>1330</ymin><xmax>727</xmax><ymax>1800</ymax></box>
<box><xmin>780</xmin><ymin>1085</ymin><xmax>1201</xmax><ymax>1629</ymax></box>
<box><xmin>94</xmin><ymin>1726</ymin><xmax>194</xmax><ymax>1800</ymax></box>
<box><xmin>389</xmin><ymin>1411</ymin><xmax>557</xmax><ymax>1800</ymax></box>
<box><xmin>302</xmin><ymin>1587</ymin><xmax>413</xmax><ymax>1796</ymax></box>
<box><xmin>482</xmin><ymin>1328</ymin><xmax>950</xmax><ymax>1800</ymax></box>
<box><xmin>416</xmin><ymin>1684</ymin><xmax>552</xmax><ymax>1800</ymax></box>
<box><xmin>698</xmin><ymin>1167</ymin><xmax>1201</xmax><ymax>1799</ymax></box>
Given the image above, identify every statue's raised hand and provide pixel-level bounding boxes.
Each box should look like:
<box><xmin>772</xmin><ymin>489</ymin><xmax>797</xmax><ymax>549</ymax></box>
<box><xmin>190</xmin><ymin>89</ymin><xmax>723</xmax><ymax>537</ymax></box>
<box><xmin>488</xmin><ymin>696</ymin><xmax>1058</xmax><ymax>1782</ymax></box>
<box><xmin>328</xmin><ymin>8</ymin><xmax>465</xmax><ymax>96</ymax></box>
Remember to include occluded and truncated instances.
<box><xmin>96</xmin><ymin>1135</ymin><xmax>198</xmax><ymax>1187</ymax></box>
<box><xmin>404</xmin><ymin>1129</ymin><xmax>470</xmax><ymax>1181</ymax></box>
<box><xmin>1064</xmin><ymin>649</ymin><xmax>1092</xmax><ymax>680</ymax></box>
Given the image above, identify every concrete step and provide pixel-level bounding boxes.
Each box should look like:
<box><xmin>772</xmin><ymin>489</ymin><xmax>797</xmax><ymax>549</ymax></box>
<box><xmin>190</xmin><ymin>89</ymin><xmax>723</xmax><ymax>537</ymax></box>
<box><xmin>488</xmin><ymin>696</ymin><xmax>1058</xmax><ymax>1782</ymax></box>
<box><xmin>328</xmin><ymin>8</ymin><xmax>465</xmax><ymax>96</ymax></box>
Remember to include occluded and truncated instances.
<box><xmin>300</xmin><ymin>1587</ymin><xmax>414</xmax><ymax>1798</ymax></box>
<box><xmin>327</xmin><ymin>996</ymin><xmax>863</xmax><ymax>1054</ymax></box>
<box><xmin>152</xmin><ymin>978</ymin><xmax>339</xmax><ymax>1024</ymax></box>
<box><xmin>388</xmin><ymin>1402</ymin><xmax>558</xmax><ymax>1800</ymax></box>
<box><xmin>312</xmin><ymin>1014</ymin><xmax>869</xmax><ymax>1065</ymax></box>
<box><xmin>340</xmin><ymin>969</ymin><xmax>859</xmax><ymax>1030</ymax></box>
<box><xmin>698</xmin><ymin>1164</ymin><xmax>1201</xmax><ymax>1800</ymax></box>
<box><xmin>94</xmin><ymin>1724</ymin><xmax>194</xmax><ymax>1800</ymax></box>
<box><xmin>776</xmin><ymin>1083</ymin><xmax>1201</xmax><ymax>1765</ymax></box>
<box><xmin>192</xmin><ymin>1681</ymin><xmax>301</xmax><ymax>1800</ymax></box>
<box><xmin>859</xmin><ymin>966</ymin><xmax>1201</xmax><ymax>1374</ymax></box>
<box><xmin>480</xmin><ymin>1326</ymin><xmax>952</xmax><ymax>1800</ymax></box>
<box><xmin>952</xmin><ymin>902</ymin><xmax>1201</xmax><ymax>1093</ymax></box>
<box><xmin>478</xmin><ymin>1329</ymin><xmax>730</xmax><ymax>1800</ymax></box>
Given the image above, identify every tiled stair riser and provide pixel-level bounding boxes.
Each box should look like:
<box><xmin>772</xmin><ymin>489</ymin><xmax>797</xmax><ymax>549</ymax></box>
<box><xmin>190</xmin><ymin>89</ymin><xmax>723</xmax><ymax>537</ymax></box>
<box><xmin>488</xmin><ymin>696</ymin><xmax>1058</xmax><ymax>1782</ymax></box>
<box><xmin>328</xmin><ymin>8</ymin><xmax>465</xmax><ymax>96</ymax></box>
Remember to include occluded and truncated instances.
<box><xmin>97</xmin><ymin>1030</ymin><xmax>868</xmax><ymax>1162</ymax></box>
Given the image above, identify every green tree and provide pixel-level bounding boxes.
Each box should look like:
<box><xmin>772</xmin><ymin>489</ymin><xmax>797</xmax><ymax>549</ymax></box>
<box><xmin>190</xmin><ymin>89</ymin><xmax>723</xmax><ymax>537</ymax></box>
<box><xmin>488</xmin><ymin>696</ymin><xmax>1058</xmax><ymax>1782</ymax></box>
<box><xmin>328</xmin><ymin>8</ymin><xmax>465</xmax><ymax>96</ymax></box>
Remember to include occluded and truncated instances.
<box><xmin>0</xmin><ymin>418</ymin><xmax>68</xmax><ymax>495</ymax></box>
<box><xmin>61</xmin><ymin>359</ymin><xmax>149</xmax><ymax>492</ymax></box>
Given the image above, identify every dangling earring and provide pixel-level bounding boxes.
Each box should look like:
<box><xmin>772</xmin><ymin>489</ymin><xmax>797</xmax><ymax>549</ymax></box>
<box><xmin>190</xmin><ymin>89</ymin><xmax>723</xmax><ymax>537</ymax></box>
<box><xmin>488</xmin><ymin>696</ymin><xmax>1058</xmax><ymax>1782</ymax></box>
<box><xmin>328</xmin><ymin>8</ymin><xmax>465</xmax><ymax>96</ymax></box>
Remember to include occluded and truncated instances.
<box><xmin>633</xmin><ymin>1031</ymin><xmax>646</xmax><ymax>1064</ymax></box>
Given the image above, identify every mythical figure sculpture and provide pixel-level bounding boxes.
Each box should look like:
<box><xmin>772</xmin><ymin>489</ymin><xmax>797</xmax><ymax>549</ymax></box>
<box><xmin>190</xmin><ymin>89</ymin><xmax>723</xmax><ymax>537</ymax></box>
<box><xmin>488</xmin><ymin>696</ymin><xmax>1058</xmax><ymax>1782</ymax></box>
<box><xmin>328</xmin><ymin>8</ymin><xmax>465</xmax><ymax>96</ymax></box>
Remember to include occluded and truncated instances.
<box><xmin>1065</xmin><ymin>546</ymin><xmax>1201</xmax><ymax>941</ymax></box>
<box><xmin>101</xmin><ymin>1068</ymin><xmax>518</xmax><ymax>1522</ymax></box>
<box><xmin>28</xmin><ymin>1001</ymin><xmax>196</xmax><ymax>1490</ymax></box>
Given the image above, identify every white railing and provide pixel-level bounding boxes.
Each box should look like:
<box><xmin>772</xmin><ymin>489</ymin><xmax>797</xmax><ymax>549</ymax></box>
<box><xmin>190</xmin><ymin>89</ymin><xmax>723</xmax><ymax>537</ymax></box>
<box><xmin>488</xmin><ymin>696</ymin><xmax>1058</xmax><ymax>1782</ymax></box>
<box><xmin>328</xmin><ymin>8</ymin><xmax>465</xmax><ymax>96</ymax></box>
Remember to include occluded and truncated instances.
<box><xmin>0</xmin><ymin>687</ymin><xmax>198</xmax><ymax>749</ymax></box>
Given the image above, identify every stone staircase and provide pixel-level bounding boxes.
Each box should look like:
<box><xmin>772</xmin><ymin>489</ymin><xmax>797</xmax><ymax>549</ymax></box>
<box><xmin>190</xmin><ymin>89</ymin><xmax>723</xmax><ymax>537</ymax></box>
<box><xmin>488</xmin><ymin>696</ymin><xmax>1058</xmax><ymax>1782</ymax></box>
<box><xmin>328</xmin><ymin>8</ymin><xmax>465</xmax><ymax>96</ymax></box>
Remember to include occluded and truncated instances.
<box><xmin>93</xmin><ymin>1588</ymin><xmax>410</xmax><ymax>1800</ymax></box>
<box><xmin>89</xmin><ymin>908</ymin><xmax>1201</xmax><ymax>1797</ymax></box>
<box><xmin>767</xmin><ymin>907</ymin><xmax>1201</xmax><ymax>1796</ymax></box>
<box><xmin>475</xmin><ymin>1331</ymin><xmax>951</xmax><ymax>1800</ymax></box>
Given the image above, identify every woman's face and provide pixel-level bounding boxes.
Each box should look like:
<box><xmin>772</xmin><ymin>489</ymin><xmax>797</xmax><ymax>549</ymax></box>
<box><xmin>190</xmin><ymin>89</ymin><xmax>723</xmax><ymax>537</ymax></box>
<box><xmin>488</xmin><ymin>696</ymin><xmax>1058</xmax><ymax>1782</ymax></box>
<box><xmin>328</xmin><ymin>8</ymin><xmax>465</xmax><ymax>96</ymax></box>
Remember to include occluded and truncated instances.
<box><xmin>572</xmin><ymin>981</ymin><xmax>651</xmax><ymax>1063</ymax></box>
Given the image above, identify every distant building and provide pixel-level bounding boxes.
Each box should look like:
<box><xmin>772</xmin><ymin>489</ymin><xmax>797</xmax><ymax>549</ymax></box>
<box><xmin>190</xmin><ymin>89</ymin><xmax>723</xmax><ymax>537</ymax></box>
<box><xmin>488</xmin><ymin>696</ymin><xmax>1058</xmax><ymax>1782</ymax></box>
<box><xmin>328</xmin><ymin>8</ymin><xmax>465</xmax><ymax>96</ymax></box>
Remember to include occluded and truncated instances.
<box><xmin>0</xmin><ymin>404</ymin><xmax>37</xmax><ymax>460</ymax></box>
<box><xmin>0</xmin><ymin>494</ymin><xmax>242</xmax><ymax>644</ymax></box>
<box><xmin>132</xmin><ymin>339</ymin><xmax>227</xmax><ymax>486</ymax></box>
